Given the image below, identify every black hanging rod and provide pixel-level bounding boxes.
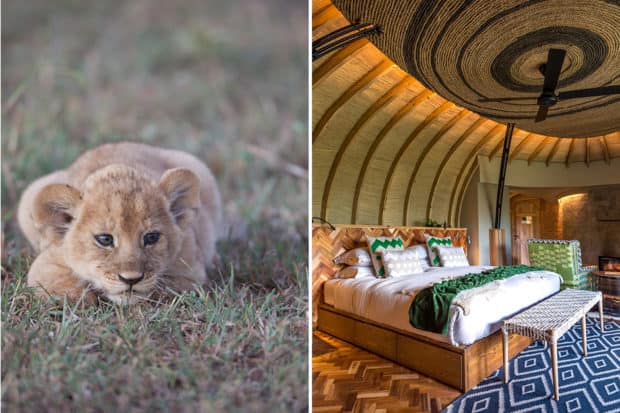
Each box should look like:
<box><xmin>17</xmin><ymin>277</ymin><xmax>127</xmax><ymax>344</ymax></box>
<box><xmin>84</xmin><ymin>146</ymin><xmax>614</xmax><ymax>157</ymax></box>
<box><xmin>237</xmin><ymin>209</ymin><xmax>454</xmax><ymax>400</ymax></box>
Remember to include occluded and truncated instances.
<box><xmin>312</xmin><ymin>22</ymin><xmax>381</xmax><ymax>61</ymax></box>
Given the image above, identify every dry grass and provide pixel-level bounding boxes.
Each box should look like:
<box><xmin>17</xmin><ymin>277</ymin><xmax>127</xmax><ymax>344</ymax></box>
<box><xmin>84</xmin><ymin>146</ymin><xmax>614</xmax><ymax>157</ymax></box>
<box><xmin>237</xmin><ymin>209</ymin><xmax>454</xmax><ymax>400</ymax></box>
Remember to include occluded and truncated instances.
<box><xmin>1</xmin><ymin>0</ymin><xmax>308</xmax><ymax>411</ymax></box>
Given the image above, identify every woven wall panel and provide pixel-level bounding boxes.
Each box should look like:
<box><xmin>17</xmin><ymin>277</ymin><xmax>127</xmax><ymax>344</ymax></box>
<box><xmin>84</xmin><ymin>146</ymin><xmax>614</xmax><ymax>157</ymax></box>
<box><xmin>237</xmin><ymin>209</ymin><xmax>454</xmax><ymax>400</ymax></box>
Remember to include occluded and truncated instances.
<box><xmin>405</xmin><ymin>114</ymin><xmax>478</xmax><ymax>224</ymax></box>
<box><xmin>381</xmin><ymin>105</ymin><xmax>461</xmax><ymax>225</ymax></box>
<box><xmin>324</xmin><ymin>93</ymin><xmax>411</xmax><ymax>220</ymax></box>
<box><xmin>311</xmin><ymin>224</ymin><xmax>467</xmax><ymax>322</ymax></box>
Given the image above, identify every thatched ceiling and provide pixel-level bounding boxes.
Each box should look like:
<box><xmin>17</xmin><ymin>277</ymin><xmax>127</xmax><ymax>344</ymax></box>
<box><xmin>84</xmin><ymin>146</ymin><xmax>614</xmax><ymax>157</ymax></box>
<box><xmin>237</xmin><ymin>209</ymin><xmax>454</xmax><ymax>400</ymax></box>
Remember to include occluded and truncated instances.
<box><xmin>332</xmin><ymin>0</ymin><xmax>620</xmax><ymax>137</ymax></box>
<box><xmin>312</xmin><ymin>0</ymin><xmax>620</xmax><ymax>226</ymax></box>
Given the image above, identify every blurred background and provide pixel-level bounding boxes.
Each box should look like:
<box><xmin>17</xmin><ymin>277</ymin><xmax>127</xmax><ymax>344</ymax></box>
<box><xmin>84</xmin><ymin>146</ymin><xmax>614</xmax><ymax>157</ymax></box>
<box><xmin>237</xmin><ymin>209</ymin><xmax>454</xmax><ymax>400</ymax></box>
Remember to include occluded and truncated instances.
<box><xmin>2</xmin><ymin>0</ymin><xmax>308</xmax><ymax>411</ymax></box>
<box><xmin>2</xmin><ymin>0</ymin><xmax>307</xmax><ymax>249</ymax></box>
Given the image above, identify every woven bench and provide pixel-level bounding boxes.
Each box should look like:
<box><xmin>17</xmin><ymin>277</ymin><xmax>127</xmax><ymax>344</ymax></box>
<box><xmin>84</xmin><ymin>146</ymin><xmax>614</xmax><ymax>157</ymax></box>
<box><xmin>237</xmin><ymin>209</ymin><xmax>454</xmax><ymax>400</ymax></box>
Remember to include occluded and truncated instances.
<box><xmin>502</xmin><ymin>289</ymin><xmax>604</xmax><ymax>400</ymax></box>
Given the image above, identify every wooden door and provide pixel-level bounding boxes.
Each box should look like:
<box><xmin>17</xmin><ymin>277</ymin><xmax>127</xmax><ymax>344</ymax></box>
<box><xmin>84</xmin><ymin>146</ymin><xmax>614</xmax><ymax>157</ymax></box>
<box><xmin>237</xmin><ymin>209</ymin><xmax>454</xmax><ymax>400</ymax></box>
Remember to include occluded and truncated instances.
<box><xmin>511</xmin><ymin>197</ymin><xmax>541</xmax><ymax>264</ymax></box>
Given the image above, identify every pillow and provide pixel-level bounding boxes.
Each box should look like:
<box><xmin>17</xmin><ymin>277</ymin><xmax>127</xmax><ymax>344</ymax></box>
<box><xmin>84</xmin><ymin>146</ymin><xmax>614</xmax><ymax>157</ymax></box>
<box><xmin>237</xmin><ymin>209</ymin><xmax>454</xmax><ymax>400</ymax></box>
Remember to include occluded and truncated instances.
<box><xmin>333</xmin><ymin>248</ymin><xmax>372</xmax><ymax>266</ymax></box>
<box><xmin>366</xmin><ymin>236</ymin><xmax>405</xmax><ymax>277</ymax></box>
<box><xmin>437</xmin><ymin>246</ymin><xmax>469</xmax><ymax>267</ymax></box>
<box><xmin>381</xmin><ymin>249</ymin><xmax>424</xmax><ymax>277</ymax></box>
<box><xmin>424</xmin><ymin>234</ymin><xmax>453</xmax><ymax>266</ymax></box>
<box><xmin>334</xmin><ymin>266</ymin><xmax>376</xmax><ymax>279</ymax></box>
<box><xmin>406</xmin><ymin>244</ymin><xmax>431</xmax><ymax>270</ymax></box>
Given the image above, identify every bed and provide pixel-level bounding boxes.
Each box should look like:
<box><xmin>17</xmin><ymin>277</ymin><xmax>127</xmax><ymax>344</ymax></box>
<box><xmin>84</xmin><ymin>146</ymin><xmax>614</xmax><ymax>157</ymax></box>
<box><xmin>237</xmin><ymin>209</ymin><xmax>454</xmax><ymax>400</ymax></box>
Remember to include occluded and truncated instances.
<box><xmin>312</xmin><ymin>224</ymin><xmax>562</xmax><ymax>391</ymax></box>
<box><xmin>324</xmin><ymin>266</ymin><xmax>561</xmax><ymax>347</ymax></box>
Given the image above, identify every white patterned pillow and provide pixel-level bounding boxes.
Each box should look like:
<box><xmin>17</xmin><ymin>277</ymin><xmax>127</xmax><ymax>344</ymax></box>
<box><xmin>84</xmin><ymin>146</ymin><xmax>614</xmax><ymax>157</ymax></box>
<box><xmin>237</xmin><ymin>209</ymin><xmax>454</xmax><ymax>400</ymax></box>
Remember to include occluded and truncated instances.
<box><xmin>333</xmin><ymin>248</ymin><xmax>372</xmax><ymax>266</ymax></box>
<box><xmin>406</xmin><ymin>244</ymin><xmax>431</xmax><ymax>270</ymax></box>
<box><xmin>437</xmin><ymin>246</ymin><xmax>469</xmax><ymax>267</ymax></box>
<box><xmin>380</xmin><ymin>249</ymin><xmax>424</xmax><ymax>277</ymax></box>
<box><xmin>424</xmin><ymin>234</ymin><xmax>453</xmax><ymax>266</ymax></box>
<box><xmin>366</xmin><ymin>236</ymin><xmax>405</xmax><ymax>277</ymax></box>
<box><xmin>334</xmin><ymin>266</ymin><xmax>376</xmax><ymax>279</ymax></box>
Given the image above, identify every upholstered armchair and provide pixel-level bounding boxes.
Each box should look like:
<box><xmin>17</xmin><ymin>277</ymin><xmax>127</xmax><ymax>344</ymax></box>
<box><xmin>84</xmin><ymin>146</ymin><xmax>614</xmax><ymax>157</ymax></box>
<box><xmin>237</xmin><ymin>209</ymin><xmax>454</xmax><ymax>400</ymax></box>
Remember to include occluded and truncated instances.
<box><xmin>527</xmin><ymin>239</ymin><xmax>596</xmax><ymax>290</ymax></box>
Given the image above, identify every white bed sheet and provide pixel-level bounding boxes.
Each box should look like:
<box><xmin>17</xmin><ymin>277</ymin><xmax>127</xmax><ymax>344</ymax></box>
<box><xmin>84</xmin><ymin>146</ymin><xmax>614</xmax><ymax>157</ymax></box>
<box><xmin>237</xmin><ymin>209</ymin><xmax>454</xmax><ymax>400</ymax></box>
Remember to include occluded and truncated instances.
<box><xmin>323</xmin><ymin>266</ymin><xmax>562</xmax><ymax>346</ymax></box>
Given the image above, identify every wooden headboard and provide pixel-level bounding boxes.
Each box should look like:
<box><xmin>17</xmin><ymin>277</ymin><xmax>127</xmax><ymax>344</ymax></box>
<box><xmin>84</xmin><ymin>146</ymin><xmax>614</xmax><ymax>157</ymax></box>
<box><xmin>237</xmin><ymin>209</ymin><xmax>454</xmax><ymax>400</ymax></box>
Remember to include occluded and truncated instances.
<box><xmin>311</xmin><ymin>224</ymin><xmax>468</xmax><ymax>324</ymax></box>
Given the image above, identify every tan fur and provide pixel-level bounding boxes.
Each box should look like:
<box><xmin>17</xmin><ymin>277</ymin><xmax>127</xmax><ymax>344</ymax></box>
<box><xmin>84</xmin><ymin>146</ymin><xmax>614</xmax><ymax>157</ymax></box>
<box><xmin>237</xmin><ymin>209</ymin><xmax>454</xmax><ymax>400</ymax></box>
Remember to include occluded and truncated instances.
<box><xmin>18</xmin><ymin>142</ymin><xmax>222</xmax><ymax>305</ymax></box>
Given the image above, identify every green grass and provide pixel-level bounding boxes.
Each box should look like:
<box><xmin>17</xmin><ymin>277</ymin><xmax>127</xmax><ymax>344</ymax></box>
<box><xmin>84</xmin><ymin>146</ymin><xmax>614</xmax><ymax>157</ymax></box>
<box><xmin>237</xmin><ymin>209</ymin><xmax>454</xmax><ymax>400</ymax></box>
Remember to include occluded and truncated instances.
<box><xmin>1</xmin><ymin>0</ymin><xmax>308</xmax><ymax>411</ymax></box>
<box><xmin>2</xmin><ymin>227</ymin><xmax>307</xmax><ymax>412</ymax></box>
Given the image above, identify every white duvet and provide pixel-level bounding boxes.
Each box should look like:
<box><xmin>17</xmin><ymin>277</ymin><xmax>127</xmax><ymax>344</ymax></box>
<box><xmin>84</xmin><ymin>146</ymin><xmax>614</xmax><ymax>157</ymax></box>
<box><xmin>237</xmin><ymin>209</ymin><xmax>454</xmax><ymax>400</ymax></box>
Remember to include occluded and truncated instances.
<box><xmin>323</xmin><ymin>266</ymin><xmax>562</xmax><ymax>346</ymax></box>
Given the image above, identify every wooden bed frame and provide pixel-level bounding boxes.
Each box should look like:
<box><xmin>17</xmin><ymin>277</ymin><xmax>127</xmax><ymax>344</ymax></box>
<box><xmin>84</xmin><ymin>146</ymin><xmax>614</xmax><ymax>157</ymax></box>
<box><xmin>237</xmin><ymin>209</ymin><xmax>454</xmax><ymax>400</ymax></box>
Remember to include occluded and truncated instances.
<box><xmin>312</xmin><ymin>224</ymin><xmax>533</xmax><ymax>392</ymax></box>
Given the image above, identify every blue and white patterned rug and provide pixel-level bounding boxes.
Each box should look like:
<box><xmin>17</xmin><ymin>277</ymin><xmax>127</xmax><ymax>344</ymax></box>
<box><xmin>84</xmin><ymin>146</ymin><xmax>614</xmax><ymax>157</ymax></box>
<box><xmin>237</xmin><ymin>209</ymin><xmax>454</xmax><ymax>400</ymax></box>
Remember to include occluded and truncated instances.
<box><xmin>444</xmin><ymin>319</ymin><xmax>620</xmax><ymax>413</ymax></box>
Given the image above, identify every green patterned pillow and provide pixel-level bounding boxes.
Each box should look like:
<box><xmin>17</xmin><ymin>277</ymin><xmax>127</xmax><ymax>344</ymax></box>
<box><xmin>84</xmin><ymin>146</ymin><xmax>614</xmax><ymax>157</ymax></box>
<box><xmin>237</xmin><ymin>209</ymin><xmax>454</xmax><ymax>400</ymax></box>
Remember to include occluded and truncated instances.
<box><xmin>424</xmin><ymin>233</ymin><xmax>453</xmax><ymax>266</ymax></box>
<box><xmin>366</xmin><ymin>236</ymin><xmax>405</xmax><ymax>277</ymax></box>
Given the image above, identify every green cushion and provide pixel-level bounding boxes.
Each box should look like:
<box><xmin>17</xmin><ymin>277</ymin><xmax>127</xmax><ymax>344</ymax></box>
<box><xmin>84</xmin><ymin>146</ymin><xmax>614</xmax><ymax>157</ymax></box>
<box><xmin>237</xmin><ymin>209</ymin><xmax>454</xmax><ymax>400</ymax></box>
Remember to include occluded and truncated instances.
<box><xmin>367</xmin><ymin>236</ymin><xmax>404</xmax><ymax>277</ymax></box>
<box><xmin>424</xmin><ymin>234</ymin><xmax>453</xmax><ymax>266</ymax></box>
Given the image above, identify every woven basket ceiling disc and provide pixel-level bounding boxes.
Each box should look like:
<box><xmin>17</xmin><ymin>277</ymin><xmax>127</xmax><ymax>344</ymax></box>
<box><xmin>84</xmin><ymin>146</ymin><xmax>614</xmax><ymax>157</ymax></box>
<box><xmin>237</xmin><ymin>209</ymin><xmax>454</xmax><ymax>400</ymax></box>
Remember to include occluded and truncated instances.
<box><xmin>333</xmin><ymin>0</ymin><xmax>620</xmax><ymax>138</ymax></box>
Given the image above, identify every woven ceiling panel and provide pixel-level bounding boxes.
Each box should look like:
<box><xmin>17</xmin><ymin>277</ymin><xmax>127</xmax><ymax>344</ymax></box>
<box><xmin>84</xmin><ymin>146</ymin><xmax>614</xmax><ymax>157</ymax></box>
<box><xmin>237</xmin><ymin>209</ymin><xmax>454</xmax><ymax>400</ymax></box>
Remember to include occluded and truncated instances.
<box><xmin>333</xmin><ymin>0</ymin><xmax>620</xmax><ymax>138</ymax></box>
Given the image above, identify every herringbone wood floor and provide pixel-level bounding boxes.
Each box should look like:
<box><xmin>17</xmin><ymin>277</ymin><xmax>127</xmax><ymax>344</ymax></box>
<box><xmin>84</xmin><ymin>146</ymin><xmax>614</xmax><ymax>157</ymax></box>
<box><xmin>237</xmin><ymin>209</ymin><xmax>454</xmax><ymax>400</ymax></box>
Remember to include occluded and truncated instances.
<box><xmin>313</xmin><ymin>331</ymin><xmax>461</xmax><ymax>413</ymax></box>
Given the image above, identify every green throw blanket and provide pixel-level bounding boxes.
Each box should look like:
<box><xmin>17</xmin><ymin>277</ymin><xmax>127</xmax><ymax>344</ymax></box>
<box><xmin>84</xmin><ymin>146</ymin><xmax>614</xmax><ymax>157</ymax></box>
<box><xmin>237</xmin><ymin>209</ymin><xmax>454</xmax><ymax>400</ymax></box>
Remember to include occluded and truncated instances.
<box><xmin>409</xmin><ymin>265</ymin><xmax>542</xmax><ymax>335</ymax></box>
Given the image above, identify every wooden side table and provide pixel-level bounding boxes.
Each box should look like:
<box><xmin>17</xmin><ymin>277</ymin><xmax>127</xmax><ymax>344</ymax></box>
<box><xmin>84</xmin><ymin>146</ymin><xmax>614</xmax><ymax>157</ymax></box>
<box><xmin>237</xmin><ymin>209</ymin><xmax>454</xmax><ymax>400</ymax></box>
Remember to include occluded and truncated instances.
<box><xmin>502</xmin><ymin>289</ymin><xmax>603</xmax><ymax>401</ymax></box>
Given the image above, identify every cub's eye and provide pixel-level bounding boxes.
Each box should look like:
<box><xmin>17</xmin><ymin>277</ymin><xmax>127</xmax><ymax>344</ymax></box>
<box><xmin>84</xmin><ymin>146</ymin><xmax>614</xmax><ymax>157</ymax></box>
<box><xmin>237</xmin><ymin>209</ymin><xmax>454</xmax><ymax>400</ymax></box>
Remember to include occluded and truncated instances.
<box><xmin>143</xmin><ymin>232</ymin><xmax>160</xmax><ymax>246</ymax></box>
<box><xmin>94</xmin><ymin>234</ymin><xmax>114</xmax><ymax>247</ymax></box>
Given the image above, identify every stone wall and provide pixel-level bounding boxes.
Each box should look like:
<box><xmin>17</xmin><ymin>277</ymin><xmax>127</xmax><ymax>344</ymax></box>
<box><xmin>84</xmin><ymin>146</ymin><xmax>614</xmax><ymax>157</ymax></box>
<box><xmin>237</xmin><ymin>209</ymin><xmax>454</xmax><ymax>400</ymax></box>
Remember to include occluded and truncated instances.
<box><xmin>558</xmin><ymin>185</ymin><xmax>620</xmax><ymax>265</ymax></box>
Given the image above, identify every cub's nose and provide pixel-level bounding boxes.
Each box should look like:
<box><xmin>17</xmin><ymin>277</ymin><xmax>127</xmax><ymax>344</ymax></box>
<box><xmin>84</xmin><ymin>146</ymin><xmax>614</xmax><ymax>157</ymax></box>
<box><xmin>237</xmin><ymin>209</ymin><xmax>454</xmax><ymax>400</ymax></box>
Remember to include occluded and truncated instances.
<box><xmin>118</xmin><ymin>273</ymin><xmax>145</xmax><ymax>286</ymax></box>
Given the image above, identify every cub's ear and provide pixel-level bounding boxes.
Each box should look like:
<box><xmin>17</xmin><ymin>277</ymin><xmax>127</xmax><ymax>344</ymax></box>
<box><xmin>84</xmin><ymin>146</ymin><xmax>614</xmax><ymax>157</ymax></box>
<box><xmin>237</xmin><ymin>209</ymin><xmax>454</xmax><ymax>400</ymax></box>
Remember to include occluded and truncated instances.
<box><xmin>159</xmin><ymin>168</ymin><xmax>200</xmax><ymax>228</ymax></box>
<box><xmin>33</xmin><ymin>184</ymin><xmax>82</xmax><ymax>242</ymax></box>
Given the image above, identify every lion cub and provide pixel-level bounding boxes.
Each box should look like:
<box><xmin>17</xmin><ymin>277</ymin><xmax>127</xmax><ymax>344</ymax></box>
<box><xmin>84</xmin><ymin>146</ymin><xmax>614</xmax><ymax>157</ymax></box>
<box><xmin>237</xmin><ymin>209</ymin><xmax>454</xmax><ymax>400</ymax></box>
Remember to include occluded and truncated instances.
<box><xmin>18</xmin><ymin>142</ymin><xmax>222</xmax><ymax>305</ymax></box>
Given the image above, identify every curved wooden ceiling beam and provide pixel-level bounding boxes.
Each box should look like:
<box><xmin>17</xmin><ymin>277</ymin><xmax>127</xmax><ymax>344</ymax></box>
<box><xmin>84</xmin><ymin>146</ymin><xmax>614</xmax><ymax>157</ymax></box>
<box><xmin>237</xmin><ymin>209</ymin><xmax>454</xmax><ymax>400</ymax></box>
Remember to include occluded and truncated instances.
<box><xmin>528</xmin><ymin>137</ymin><xmax>553</xmax><ymax>165</ymax></box>
<box><xmin>351</xmin><ymin>89</ymin><xmax>433</xmax><ymax>223</ymax></box>
<box><xmin>610</xmin><ymin>133</ymin><xmax>620</xmax><ymax>161</ymax></box>
<box><xmin>600</xmin><ymin>136</ymin><xmax>611</xmax><ymax>164</ymax></box>
<box><xmin>508</xmin><ymin>134</ymin><xmax>532</xmax><ymax>163</ymax></box>
<box><xmin>313</xmin><ymin>39</ymin><xmax>370</xmax><ymax>87</ymax></box>
<box><xmin>312</xmin><ymin>4</ymin><xmax>339</xmax><ymax>30</ymax></box>
<box><xmin>425</xmin><ymin>117</ymin><xmax>487</xmax><ymax>221</ymax></box>
<box><xmin>377</xmin><ymin>101</ymin><xmax>454</xmax><ymax>224</ymax></box>
<box><xmin>401</xmin><ymin>109</ymin><xmax>469</xmax><ymax>224</ymax></box>
<box><xmin>320</xmin><ymin>76</ymin><xmax>413</xmax><ymax>218</ymax></box>
<box><xmin>313</xmin><ymin>59</ymin><xmax>393</xmax><ymax>143</ymax></box>
<box><xmin>585</xmin><ymin>138</ymin><xmax>590</xmax><ymax>167</ymax></box>
<box><xmin>565</xmin><ymin>138</ymin><xmax>575</xmax><ymax>167</ymax></box>
<box><xmin>447</xmin><ymin>124</ymin><xmax>505</xmax><ymax>224</ymax></box>
<box><xmin>312</xmin><ymin>3</ymin><xmax>331</xmax><ymax>18</ymax></box>
<box><xmin>545</xmin><ymin>139</ymin><xmax>562</xmax><ymax>166</ymax></box>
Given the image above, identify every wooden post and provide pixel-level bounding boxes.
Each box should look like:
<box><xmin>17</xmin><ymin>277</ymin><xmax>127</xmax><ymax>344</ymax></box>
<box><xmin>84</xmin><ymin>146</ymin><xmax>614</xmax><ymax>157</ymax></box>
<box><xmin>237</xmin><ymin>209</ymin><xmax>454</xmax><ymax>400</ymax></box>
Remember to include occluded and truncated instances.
<box><xmin>489</xmin><ymin>228</ymin><xmax>506</xmax><ymax>265</ymax></box>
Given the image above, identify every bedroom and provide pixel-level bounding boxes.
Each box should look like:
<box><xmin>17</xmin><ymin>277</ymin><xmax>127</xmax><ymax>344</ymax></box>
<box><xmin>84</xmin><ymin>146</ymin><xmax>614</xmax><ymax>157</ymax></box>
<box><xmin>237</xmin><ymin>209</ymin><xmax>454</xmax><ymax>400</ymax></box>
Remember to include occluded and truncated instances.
<box><xmin>311</xmin><ymin>1</ymin><xmax>620</xmax><ymax>412</ymax></box>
